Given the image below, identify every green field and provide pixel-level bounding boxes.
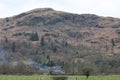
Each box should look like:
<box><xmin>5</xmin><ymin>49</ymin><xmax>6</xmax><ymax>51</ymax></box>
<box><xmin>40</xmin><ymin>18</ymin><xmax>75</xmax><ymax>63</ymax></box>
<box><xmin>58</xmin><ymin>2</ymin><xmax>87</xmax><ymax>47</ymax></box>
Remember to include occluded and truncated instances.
<box><xmin>0</xmin><ymin>75</ymin><xmax>120</xmax><ymax>80</ymax></box>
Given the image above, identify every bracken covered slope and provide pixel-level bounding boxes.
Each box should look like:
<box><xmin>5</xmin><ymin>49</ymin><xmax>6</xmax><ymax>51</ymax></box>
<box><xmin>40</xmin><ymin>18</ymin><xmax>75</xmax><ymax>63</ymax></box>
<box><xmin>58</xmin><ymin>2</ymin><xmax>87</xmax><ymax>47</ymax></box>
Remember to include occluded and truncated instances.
<box><xmin>1</xmin><ymin>8</ymin><xmax>120</xmax><ymax>54</ymax></box>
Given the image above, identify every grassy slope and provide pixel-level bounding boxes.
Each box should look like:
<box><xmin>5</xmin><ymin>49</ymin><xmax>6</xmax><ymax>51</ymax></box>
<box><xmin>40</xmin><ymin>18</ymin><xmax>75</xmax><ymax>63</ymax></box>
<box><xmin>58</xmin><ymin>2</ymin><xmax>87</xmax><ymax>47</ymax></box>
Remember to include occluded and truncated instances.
<box><xmin>0</xmin><ymin>75</ymin><xmax>120</xmax><ymax>80</ymax></box>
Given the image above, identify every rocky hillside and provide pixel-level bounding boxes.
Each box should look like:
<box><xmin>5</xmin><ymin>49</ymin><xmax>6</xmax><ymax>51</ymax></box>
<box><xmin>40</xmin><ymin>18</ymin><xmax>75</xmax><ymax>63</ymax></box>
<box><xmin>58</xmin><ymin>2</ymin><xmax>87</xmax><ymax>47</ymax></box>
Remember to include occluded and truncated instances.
<box><xmin>0</xmin><ymin>8</ymin><xmax>120</xmax><ymax>74</ymax></box>
<box><xmin>1</xmin><ymin>8</ymin><xmax>120</xmax><ymax>54</ymax></box>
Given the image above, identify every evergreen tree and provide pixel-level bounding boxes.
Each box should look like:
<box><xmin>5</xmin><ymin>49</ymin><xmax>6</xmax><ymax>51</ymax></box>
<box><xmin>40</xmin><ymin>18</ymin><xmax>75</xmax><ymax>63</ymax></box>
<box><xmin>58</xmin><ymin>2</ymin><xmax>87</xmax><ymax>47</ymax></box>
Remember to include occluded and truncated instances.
<box><xmin>51</xmin><ymin>42</ymin><xmax>57</xmax><ymax>52</ymax></box>
<box><xmin>11</xmin><ymin>42</ymin><xmax>16</xmax><ymax>52</ymax></box>
<box><xmin>41</xmin><ymin>36</ymin><xmax>45</xmax><ymax>47</ymax></box>
<box><xmin>29</xmin><ymin>32</ymin><xmax>39</xmax><ymax>41</ymax></box>
<box><xmin>5</xmin><ymin>37</ymin><xmax>8</xmax><ymax>43</ymax></box>
<box><xmin>52</xmin><ymin>45</ymin><xmax>57</xmax><ymax>52</ymax></box>
<box><xmin>111</xmin><ymin>39</ymin><xmax>115</xmax><ymax>47</ymax></box>
<box><xmin>34</xmin><ymin>32</ymin><xmax>39</xmax><ymax>41</ymax></box>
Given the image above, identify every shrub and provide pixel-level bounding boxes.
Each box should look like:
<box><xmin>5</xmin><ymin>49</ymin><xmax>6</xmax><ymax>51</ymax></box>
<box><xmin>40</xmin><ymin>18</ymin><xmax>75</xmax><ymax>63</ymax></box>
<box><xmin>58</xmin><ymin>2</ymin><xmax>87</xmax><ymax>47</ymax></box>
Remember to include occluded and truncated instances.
<box><xmin>52</xmin><ymin>76</ymin><xmax>68</xmax><ymax>80</ymax></box>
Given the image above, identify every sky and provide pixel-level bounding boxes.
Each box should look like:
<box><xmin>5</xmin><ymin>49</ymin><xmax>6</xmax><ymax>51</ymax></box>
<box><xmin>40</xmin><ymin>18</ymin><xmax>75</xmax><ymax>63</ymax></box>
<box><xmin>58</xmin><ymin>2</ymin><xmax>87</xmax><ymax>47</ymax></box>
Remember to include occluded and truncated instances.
<box><xmin>0</xmin><ymin>0</ymin><xmax>120</xmax><ymax>18</ymax></box>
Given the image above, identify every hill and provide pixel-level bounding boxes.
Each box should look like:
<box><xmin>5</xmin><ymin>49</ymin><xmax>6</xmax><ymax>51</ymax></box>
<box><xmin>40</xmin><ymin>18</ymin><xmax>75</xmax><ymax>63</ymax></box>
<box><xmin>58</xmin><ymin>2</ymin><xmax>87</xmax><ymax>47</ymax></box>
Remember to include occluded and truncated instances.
<box><xmin>0</xmin><ymin>8</ymin><xmax>120</xmax><ymax>74</ymax></box>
